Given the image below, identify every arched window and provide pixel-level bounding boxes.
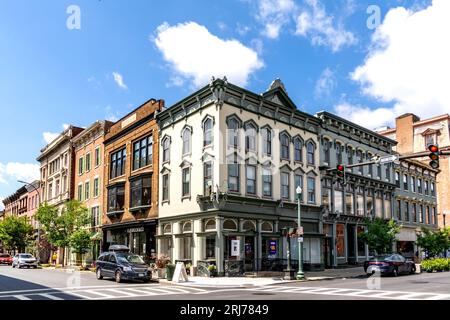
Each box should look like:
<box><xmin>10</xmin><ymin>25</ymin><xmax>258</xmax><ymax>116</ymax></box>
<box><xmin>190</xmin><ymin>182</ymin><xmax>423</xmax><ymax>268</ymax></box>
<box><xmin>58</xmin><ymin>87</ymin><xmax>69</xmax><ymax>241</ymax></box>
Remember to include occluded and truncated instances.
<box><xmin>182</xmin><ymin>128</ymin><xmax>191</xmax><ymax>155</ymax></box>
<box><xmin>307</xmin><ymin>141</ymin><xmax>315</xmax><ymax>165</ymax></box>
<box><xmin>183</xmin><ymin>221</ymin><xmax>192</xmax><ymax>233</ymax></box>
<box><xmin>228</xmin><ymin>117</ymin><xmax>240</xmax><ymax>148</ymax></box>
<box><xmin>245</xmin><ymin>123</ymin><xmax>257</xmax><ymax>152</ymax></box>
<box><xmin>294</xmin><ymin>138</ymin><xmax>302</xmax><ymax>162</ymax></box>
<box><xmin>261</xmin><ymin>222</ymin><xmax>273</xmax><ymax>233</ymax></box>
<box><xmin>223</xmin><ymin>219</ymin><xmax>237</xmax><ymax>230</ymax></box>
<box><xmin>205</xmin><ymin>219</ymin><xmax>216</xmax><ymax>231</ymax></box>
<box><xmin>203</xmin><ymin>118</ymin><xmax>213</xmax><ymax>147</ymax></box>
<box><xmin>242</xmin><ymin>220</ymin><xmax>256</xmax><ymax>231</ymax></box>
<box><xmin>280</xmin><ymin>133</ymin><xmax>290</xmax><ymax>160</ymax></box>
<box><xmin>162</xmin><ymin>137</ymin><xmax>171</xmax><ymax>163</ymax></box>
<box><xmin>163</xmin><ymin>224</ymin><xmax>172</xmax><ymax>234</ymax></box>
<box><xmin>336</xmin><ymin>142</ymin><xmax>343</xmax><ymax>164</ymax></box>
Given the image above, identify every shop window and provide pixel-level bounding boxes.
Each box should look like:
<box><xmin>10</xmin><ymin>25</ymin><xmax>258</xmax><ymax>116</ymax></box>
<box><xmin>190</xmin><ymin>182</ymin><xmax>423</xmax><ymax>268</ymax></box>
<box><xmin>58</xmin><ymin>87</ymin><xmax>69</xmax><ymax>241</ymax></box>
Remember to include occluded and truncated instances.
<box><xmin>261</xmin><ymin>222</ymin><xmax>273</xmax><ymax>233</ymax></box>
<box><xmin>205</xmin><ymin>219</ymin><xmax>216</xmax><ymax>231</ymax></box>
<box><xmin>357</xmin><ymin>226</ymin><xmax>366</xmax><ymax>257</ymax></box>
<box><xmin>223</xmin><ymin>219</ymin><xmax>237</xmax><ymax>231</ymax></box>
<box><xmin>336</xmin><ymin>224</ymin><xmax>345</xmax><ymax>257</ymax></box>
<box><xmin>205</xmin><ymin>236</ymin><xmax>216</xmax><ymax>259</ymax></box>
<box><xmin>242</xmin><ymin>220</ymin><xmax>256</xmax><ymax>231</ymax></box>
<box><xmin>183</xmin><ymin>222</ymin><xmax>192</xmax><ymax>233</ymax></box>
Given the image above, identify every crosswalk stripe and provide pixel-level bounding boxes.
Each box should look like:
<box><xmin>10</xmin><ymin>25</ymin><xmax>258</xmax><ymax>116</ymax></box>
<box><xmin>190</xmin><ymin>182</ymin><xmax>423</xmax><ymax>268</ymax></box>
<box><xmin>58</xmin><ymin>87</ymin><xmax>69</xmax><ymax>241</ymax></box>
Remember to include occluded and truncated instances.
<box><xmin>40</xmin><ymin>293</ymin><xmax>63</xmax><ymax>300</ymax></box>
<box><xmin>66</xmin><ymin>291</ymin><xmax>92</xmax><ymax>300</ymax></box>
<box><xmin>105</xmin><ymin>289</ymin><xmax>137</xmax><ymax>297</ymax></box>
<box><xmin>13</xmin><ymin>295</ymin><xmax>31</xmax><ymax>300</ymax></box>
<box><xmin>124</xmin><ymin>288</ymin><xmax>158</xmax><ymax>296</ymax></box>
<box><xmin>141</xmin><ymin>288</ymin><xmax>177</xmax><ymax>295</ymax></box>
<box><xmin>162</xmin><ymin>287</ymin><xmax>191</xmax><ymax>294</ymax></box>
<box><xmin>84</xmin><ymin>290</ymin><xmax>115</xmax><ymax>298</ymax></box>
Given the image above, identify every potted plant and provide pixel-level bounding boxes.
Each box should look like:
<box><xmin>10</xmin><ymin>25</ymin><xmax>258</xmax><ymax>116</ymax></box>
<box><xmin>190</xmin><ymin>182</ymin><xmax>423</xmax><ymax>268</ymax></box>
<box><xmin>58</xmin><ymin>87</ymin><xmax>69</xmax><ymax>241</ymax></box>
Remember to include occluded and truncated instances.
<box><xmin>207</xmin><ymin>264</ymin><xmax>217</xmax><ymax>277</ymax></box>
<box><xmin>155</xmin><ymin>255</ymin><xmax>171</xmax><ymax>279</ymax></box>
<box><xmin>166</xmin><ymin>263</ymin><xmax>176</xmax><ymax>281</ymax></box>
<box><xmin>185</xmin><ymin>263</ymin><xmax>192</xmax><ymax>276</ymax></box>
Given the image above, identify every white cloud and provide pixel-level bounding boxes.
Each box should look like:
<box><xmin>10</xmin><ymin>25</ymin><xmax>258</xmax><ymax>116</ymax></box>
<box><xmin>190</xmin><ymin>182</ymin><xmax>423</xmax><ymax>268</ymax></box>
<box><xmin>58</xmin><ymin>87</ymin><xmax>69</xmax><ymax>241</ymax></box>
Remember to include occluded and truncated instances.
<box><xmin>334</xmin><ymin>102</ymin><xmax>397</xmax><ymax>130</ymax></box>
<box><xmin>255</xmin><ymin>0</ymin><xmax>296</xmax><ymax>39</ymax></box>
<box><xmin>154</xmin><ymin>21</ymin><xmax>264</xmax><ymax>87</ymax></box>
<box><xmin>112</xmin><ymin>72</ymin><xmax>128</xmax><ymax>90</ymax></box>
<box><xmin>0</xmin><ymin>162</ymin><xmax>40</xmax><ymax>185</ymax></box>
<box><xmin>236</xmin><ymin>23</ymin><xmax>251</xmax><ymax>36</ymax></box>
<box><xmin>348</xmin><ymin>0</ymin><xmax>450</xmax><ymax>126</ymax></box>
<box><xmin>315</xmin><ymin>68</ymin><xmax>336</xmax><ymax>98</ymax></box>
<box><xmin>105</xmin><ymin>105</ymin><xmax>120</xmax><ymax>122</ymax></box>
<box><xmin>43</xmin><ymin>132</ymin><xmax>59</xmax><ymax>144</ymax></box>
<box><xmin>295</xmin><ymin>0</ymin><xmax>357</xmax><ymax>52</ymax></box>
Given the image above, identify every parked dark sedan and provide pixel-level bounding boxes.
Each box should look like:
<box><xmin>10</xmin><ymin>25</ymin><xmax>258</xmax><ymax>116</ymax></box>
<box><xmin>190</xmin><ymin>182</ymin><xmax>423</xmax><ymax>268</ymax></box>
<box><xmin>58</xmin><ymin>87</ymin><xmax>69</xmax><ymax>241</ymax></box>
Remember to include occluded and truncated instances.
<box><xmin>95</xmin><ymin>250</ymin><xmax>151</xmax><ymax>283</ymax></box>
<box><xmin>364</xmin><ymin>254</ymin><xmax>416</xmax><ymax>276</ymax></box>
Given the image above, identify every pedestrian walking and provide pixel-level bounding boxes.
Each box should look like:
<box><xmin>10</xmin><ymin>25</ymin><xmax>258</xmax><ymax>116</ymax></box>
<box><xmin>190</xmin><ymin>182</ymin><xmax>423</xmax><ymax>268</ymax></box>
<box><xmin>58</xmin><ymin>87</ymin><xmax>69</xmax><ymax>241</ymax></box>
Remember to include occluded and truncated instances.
<box><xmin>52</xmin><ymin>252</ymin><xmax>57</xmax><ymax>266</ymax></box>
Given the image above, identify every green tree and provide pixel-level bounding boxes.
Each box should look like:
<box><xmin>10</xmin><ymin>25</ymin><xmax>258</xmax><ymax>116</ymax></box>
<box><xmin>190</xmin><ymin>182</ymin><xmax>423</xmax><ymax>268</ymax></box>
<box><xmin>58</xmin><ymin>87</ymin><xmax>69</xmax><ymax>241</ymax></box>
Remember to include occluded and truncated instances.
<box><xmin>69</xmin><ymin>229</ymin><xmax>92</xmax><ymax>266</ymax></box>
<box><xmin>0</xmin><ymin>215</ymin><xmax>33</xmax><ymax>254</ymax></box>
<box><xmin>416</xmin><ymin>227</ymin><xmax>450</xmax><ymax>258</ymax></box>
<box><xmin>35</xmin><ymin>200</ymin><xmax>90</xmax><ymax>266</ymax></box>
<box><xmin>359</xmin><ymin>218</ymin><xmax>401</xmax><ymax>255</ymax></box>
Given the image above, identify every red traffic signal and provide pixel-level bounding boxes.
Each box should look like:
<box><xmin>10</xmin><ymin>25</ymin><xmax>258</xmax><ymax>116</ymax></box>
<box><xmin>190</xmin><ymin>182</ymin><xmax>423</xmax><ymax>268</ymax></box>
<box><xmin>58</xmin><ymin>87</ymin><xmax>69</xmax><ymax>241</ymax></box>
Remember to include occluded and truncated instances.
<box><xmin>336</xmin><ymin>164</ymin><xmax>345</xmax><ymax>177</ymax></box>
<box><xmin>428</xmin><ymin>144</ymin><xmax>440</xmax><ymax>169</ymax></box>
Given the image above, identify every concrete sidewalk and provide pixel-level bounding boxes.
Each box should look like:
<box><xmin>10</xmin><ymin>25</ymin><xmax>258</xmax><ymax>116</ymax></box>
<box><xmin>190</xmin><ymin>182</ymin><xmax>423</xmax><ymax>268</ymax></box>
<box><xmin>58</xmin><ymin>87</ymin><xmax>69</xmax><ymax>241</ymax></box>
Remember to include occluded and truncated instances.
<box><xmin>159</xmin><ymin>267</ymin><xmax>366</xmax><ymax>287</ymax></box>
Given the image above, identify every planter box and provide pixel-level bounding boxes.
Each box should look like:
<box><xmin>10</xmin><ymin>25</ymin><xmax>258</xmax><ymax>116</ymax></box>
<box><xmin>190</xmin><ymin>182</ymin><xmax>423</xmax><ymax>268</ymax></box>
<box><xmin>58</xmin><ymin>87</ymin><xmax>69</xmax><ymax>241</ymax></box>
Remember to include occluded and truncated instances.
<box><xmin>157</xmin><ymin>269</ymin><xmax>166</xmax><ymax>279</ymax></box>
<box><xmin>415</xmin><ymin>264</ymin><xmax>421</xmax><ymax>274</ymax></box>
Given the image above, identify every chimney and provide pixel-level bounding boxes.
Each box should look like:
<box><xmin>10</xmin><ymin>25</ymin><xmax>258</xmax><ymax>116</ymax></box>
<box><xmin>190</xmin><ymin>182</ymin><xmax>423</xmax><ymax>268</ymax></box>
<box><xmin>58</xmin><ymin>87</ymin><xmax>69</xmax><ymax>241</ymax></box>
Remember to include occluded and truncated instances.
<box><xmin>395</xmin><ymin>113</ymin><xmax>420</xmax><ymax>154</ymax></box>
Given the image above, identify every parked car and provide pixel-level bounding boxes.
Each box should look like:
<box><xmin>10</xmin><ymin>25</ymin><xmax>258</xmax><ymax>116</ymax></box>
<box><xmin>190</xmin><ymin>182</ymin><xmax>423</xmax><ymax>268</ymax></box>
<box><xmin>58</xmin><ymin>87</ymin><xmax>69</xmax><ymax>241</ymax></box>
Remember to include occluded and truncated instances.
<box><xmin>12</xmin><ymin>253</ymin><xmax>38</xmax><ymax>269</ymax></box>
<box><xmin>95</xmin><ymin>249</ymin><xmax>151</xmax><ymax>283</ymax></box>
<box><xmin>0</xmin><ymin>253</ymin><xmax>13</xmax><ymax>265</ymax></box>
<box><xmin>364</xmin><ymin>254</ymin><xmax>416</xmax><ymax>276</ymax></box>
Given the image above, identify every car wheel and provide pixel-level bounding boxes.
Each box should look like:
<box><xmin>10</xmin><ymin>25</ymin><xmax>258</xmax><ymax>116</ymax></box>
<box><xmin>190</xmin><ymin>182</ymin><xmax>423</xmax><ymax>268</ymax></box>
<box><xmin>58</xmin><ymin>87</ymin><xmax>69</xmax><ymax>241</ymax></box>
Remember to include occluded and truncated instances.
<box><xmin>115</xmin><ymin>271</ymin><xmax>122</xmax><ymax>283</ymax></box>
<box><xmin>392</xmin><ymin>267</ymin><xmax>398</xmax><ymax>277</ymax></box>
<box><xmin>12</xmin><ymin>263</ymin><xmax>15</xmax><ymax>268</ymax></box>
<box><xmin>410</xmin><ymin>266</ymin><xmax>416</xmax><ymax>275</ymax></box>
<box><xmin>96</xmin><ymin>268</ymin><xmax>103</xmax><ymax>280</ymax></box>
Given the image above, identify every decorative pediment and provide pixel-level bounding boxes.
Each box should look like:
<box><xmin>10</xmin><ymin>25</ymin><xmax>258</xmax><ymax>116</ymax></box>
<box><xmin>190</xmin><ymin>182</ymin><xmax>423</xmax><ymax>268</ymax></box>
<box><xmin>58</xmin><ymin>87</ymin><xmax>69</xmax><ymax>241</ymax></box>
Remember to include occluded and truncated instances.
<box><xmin>262</xmin><ymin>80</ymin><xmax>297</xmax><ymax>111</ymax></box>
<box><xmin>421</xmin><ymin>128</ymin><xmax>441</xmax><ymax>136</ymax></box>
<box><xmin>279</xmin><ymin>164</ymin><xmax>293</xmax><ymax>172</ymax></box>
<box><xmin>245</xmin><ymin>155</ymin><xmax>259</xmax><ymax>165</ymax></box>
<box><xmin>160</xmin><ymin>166</ymin><xmax>171</xmax><ymax>174</ymax></box>
<box><xmin>306</xmin><ymin>169</ymin><xmax>318</xmax><ymax>177</ymax></box>
<box><xmin>179</xmin><ymin>159</ymin><xmax>192</xmax><ymax>168</ymax></box>
<box><xmin>201</xmin><ymin>152</ymin><xmax>215</xmax><ymax>162</ymax></box>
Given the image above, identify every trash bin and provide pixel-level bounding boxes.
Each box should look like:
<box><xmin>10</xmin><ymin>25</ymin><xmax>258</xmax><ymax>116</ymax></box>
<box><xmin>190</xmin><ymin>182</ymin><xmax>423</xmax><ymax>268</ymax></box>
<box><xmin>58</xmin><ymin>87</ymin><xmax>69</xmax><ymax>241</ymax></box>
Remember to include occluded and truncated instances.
<box><xmin>166</xmin><ymin>264</ymin><xmax>175</xmax><ymax>281</ymax></box>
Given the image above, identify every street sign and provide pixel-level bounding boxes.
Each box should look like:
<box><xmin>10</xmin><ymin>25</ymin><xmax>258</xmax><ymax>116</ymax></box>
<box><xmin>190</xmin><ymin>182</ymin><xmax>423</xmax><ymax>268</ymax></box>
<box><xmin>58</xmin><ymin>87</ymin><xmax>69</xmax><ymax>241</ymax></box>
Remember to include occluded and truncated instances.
<box><xmin>378</xmin><ymin>154</ymin><xmax>399</xmax><ymax>164</ymax></box>
<box><xmin>297</xmin><ymin>227</ymin><xmax>304</xmax><ymax>236</ymax></box>
<box><xmin>297</xmin><ymin>237</ymin><xmax>304</xmax><ymax>243</ymax></box>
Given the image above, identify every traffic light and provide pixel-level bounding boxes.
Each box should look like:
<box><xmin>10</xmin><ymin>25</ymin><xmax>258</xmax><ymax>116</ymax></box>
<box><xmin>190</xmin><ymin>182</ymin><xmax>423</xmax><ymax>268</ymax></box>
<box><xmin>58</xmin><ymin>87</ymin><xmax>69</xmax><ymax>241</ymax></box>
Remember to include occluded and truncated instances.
<box><xmin>428</xmin><ymin>144</ymin><xmax>440</xmax><ymax>169</ymax></box>
<box><xmin>336</xmin><ymin>164</ymin><xmax>345</xmax><ymax>178</ymax></box>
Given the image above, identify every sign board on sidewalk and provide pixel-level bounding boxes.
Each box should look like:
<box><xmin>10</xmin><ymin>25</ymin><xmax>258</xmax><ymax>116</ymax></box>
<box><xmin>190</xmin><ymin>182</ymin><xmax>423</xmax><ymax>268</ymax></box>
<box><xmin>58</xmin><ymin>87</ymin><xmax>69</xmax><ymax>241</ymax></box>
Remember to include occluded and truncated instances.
<box><xmin>297</xmin><ymin>237</ymin><xmax>304</xmax><ymax>243</ymax></box>
<box><xmin>231</xmin><ymin>240</ymin><xmax>240</xmax><ymax>257</ymax></box>
<box><xmin>172</xmin><ymin>262</ymin><xmax>189</xmax><ymax>283</ymax></box>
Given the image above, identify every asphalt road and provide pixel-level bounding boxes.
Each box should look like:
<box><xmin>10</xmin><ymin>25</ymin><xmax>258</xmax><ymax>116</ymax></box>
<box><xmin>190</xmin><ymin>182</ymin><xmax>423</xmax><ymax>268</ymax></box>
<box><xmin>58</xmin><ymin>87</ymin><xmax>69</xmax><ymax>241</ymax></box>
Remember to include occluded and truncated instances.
<box><xmin>1</xmin><ymin>265</ymin><xmax>450</xmax><ymax>300</ymax></box>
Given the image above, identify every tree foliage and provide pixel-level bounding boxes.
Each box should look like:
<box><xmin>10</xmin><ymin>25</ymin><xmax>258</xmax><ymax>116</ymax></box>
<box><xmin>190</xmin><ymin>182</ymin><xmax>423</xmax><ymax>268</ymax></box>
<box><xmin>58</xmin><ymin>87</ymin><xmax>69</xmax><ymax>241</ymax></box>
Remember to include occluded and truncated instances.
<box><xmin>358</xmin><ymin>218</ymin><xmax>401</xmax><ymax>255</ymax></box>
<box><xmin>0</xmin><ymin>215</ymin><xmax>34</xmax><ymax>253</ymax></box>
<box><xmin>69</xmin><ymin>229</ymin><xmax>92</xmax><ymax>255</ymax></box>
<box><xmin>416</xmin><ymin>227</ymin><xmax>450</xmax><ymax>258</ymax></box>
<box><xmin>35</xmin><ymin>200</ymin><xmax>91</xmax><ymax>265</ymax></box>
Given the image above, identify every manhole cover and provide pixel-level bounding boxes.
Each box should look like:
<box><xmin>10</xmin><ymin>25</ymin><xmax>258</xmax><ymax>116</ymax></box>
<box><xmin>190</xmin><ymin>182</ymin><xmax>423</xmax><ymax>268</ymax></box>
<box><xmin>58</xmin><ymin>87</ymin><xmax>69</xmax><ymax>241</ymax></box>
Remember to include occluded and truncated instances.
<box><xmin>253</xmin><ymin>292</ymin><xmax>276</xmax><ymax>296</ymax></box>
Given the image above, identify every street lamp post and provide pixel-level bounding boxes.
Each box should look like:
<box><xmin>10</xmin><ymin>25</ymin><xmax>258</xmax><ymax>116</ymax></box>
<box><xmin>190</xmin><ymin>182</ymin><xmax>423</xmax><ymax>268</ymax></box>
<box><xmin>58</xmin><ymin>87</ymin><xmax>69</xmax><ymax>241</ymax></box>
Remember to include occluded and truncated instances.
<box><xmin>17</xmin><ymin>180</ymin><xmax>41</xmax><ymax>262</ymax></box>
<box><xmin>296</xmin><ymin>186</ymin><xmax>305</xmax><ymax>280</ymax></box>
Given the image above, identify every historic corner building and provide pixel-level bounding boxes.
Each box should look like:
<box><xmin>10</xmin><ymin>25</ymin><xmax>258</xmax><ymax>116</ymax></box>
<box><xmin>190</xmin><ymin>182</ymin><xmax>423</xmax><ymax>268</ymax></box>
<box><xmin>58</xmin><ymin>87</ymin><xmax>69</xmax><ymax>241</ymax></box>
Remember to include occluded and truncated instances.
<box><xmin>316</xmin><ymin>111</ymin><xmax>398</xmax><ymax>268</ymax></box>
<box><xmin>156</xmin><ymin>78</ymin><xmax>324</xmax><ymax>276</ymax></box>
<box><xmin>393</xmin><ymin>158</ymin><xmax>438</xmax><ymax>260</ymax></box>
<box><xmin>102</xmin><ymin>98</ymin><xmax>164</xmax><ymax>261</ymax></box>
<box><xmin>73</xmin><ymin>120</ymin><xmax>113</xmax><ymax>264</ymax></box>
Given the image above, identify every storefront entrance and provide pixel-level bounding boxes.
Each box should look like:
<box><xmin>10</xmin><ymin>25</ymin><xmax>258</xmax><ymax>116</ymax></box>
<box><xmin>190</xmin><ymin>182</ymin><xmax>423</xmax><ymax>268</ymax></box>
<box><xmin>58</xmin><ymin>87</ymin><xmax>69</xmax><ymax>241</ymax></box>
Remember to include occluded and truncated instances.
<box><xmin>323</xmin><ymin>237</ymin><xmax>332</xmax><ymax>268</ymax></box>
<box><xmin>244</xmin><ymin>236</ymin><xmax>255</xmax><ymax>272</ymax></box>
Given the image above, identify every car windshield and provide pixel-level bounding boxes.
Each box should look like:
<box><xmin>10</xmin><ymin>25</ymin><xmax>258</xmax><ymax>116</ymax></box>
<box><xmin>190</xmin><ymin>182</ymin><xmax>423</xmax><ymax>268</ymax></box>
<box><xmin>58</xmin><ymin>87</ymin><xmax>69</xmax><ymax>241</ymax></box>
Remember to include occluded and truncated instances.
<box><xmin>116</xmin><ymin>253</ymin><xmax>145</xmax><ymax>264</ymax></box>
<box><xmin>19</xmin><ymin>254</ymin><xmax>33</xmax><ymax>259</ymax></box>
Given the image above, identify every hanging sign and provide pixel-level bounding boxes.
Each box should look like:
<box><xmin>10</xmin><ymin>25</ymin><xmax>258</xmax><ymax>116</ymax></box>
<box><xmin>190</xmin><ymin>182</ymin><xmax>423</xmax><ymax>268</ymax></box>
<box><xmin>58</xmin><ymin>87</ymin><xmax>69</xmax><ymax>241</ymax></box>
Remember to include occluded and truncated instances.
<box><xmin>231</xmin><ymin>240</ymin><xmax>240</xmax><ymax>257</ymax></box>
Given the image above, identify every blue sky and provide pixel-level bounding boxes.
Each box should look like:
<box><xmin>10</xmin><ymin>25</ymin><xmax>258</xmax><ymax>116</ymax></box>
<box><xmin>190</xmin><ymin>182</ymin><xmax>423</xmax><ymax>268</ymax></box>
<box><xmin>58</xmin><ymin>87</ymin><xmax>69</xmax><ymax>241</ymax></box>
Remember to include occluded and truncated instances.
<box><xmin>1</xmin><ymin>0</ymin><xmax>448</xmax><ymax>205</ymax></box>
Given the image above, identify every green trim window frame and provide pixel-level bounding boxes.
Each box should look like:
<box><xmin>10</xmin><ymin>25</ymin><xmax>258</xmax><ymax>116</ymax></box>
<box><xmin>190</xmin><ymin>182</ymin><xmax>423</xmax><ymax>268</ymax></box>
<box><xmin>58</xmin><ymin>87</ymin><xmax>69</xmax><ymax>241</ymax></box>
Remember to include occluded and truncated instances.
<box><xmin>85</xmin><ymin>153</ymin><xmax>91</xmax><ymax>172</ymax></box>
<box><xmin>77</xmin><ymin>184</ymin><xmax>83</xmax><ymax>201</ymax></box>
<box><xmin>78</xmin><ymin>156</ymin><xmax>84</xmax><ymax>175</ymax></box>
<box><xmin>130</xmin><ymin>175</ymin><xmax>152</xmax><ymax>209</ymax></box>
<box><xmin>95</xmin><ymin>146</ymin><xmax>101</xmax><ymax>167</ymax></box>
<box><xmin>107</xmin><ymin>184</ymin><xmax>125</xmax><ymax>213</ymax></box>
<box><xmin>182</xmin><ymin>167</ymin><xmax>191</xmax><ymax>197</ymax></box>
<box><xmin>84</xmin><ymin>181</ymin><xmax>90</xmax><ymax>201</ymax></box>
<box><xmin>133</xmin><ymin>135</ymin><xmax>153</xmax><ymax>171</ymax></box>
<box><xmin>162</xmin><ymin>174</ymin><xmax>170</xmax><ymax>202</ymax></box>
<box><xmin>110</xmin><ymin>147</ymin><xmax>126</xmax><ymax>179</ymax></box>
<box><xmin>93</xmin><ymin>177</ymin><xmax>100</xmax><ymax>198</ymax></box>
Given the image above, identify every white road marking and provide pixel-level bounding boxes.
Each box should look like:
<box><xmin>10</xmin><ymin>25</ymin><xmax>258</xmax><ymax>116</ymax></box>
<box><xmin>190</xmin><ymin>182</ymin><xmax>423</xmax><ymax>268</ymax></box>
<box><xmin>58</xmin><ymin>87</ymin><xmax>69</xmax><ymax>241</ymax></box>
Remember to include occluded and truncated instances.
<box><xmin>13</xmin><ymin>295</ymin><xmax>31</xmax><ymax>300</ymax></box>
<box><xmin>105</xmin><ymin>289</ymin><xmax>137</xmax><ymax>297</ymax></box>
<box><xmin>65</xmin><ymin>291</ymin><xmax>92</xmax><ymax>300</ymax></box>
<box><xmin>84</xmin><ymin>290</ymin><xmax>115</xmax><ymax>298</ymax></box>
<box><xmin>40</xmin><ymin>293</ymin><xmax>63</xmax><ymax>300</ymax></box>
